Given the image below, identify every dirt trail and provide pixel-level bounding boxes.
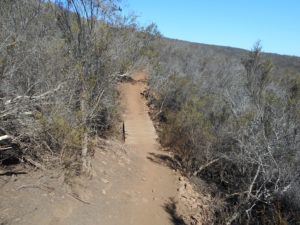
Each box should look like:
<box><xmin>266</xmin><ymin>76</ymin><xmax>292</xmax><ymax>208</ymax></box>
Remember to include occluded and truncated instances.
<box><xmin>116</xmin><ymin>71</ymin><xmax>179</xmax><ymax>225</ymax></box>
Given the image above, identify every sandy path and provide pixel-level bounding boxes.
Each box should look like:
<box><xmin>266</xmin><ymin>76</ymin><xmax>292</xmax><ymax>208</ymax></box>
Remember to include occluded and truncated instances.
<box><xmin>115</xmin><ymin>71</ymin><xmax>178</xmax><ymax>225</ymax></box>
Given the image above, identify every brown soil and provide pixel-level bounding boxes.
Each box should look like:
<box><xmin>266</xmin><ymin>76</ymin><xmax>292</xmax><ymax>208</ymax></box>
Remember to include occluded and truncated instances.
<box><xmin>116</xmin><ymin>71</ymin><xmax>179</xmax><ymax>224</ymax></box>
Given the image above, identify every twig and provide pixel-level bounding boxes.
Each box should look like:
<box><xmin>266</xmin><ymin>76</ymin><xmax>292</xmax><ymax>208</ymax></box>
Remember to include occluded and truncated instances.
<box><xmin>17</xmin><ymin>184</ymin><xmax>54</xmax><ymax>192</ymax></box>
<box><xmin>193</xmin><ymin>158</ymin><xmax>221</xmax><ymax>176</ymax></box>
<box><xmin>226</xmin><ymin>212</ymin><xmax>240</xmax><ymax>225</ymax></box>
<box><xmin>247</xmin><ymin>165</ymin><xmax>261</xmax><ymax>201</ymax></box>
<box><xmin>68</xmin><ymin>193</ymin><xmax>91</xmax><ymax>205</ymax></box>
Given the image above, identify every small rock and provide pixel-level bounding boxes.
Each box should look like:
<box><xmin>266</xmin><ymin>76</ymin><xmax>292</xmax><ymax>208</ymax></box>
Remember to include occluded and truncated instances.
<box><xmin>102</xmin><ymin>190</ymin><xmax>106</xmax><ymax>195</ymax></box>
<box><xmin>11</xmin><ymin>174</ymin><xmax>17</xmax><ymax>182</ymax></box>
<box><xmin>191</xmin><ymin>203</ymin><xmax>198</xmax><ymax>209</ymax></box>
<box><xmin>101</xmin><ymin>178</ymin><xmax>109</xmax><ymax>184</ymax></box>
<box><xmin>178</xmin><ymin>186</ymin><xmax>186</xmax><ymax>195</ymax></box>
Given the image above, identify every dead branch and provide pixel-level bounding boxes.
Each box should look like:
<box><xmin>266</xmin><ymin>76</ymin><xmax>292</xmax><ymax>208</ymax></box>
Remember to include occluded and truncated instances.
<box><xmin>4</xmin><ymin>82</ymin><xmax>65</xmax><ymax>105</ymax></box>
<box><xmin>193</xmin><ymin>158</ymin><xmax>221</xmax><ymax>176</ymax></box>
<box><xmin>68</xmin><ymin>192</ymin><xmax>91</xmax><ymax>205</ymax></box>
<box><xmin>0</xmin><ymin>147</ymin><xmax>13</xmax><ymax>151</ymax></box>
<box><xmin>17</xmin><ymin>184</ymin><xmax>55</xmax><ymax>192</ymax></box>
<box><xmin>226</xmin><ymin>212</ymin><xmax>240</xmax><ymax>225</ymax></box>
<box><xmin>23</xmin><ymin>157</ymin><xmax>45</xmax><ymax>171</ymax></box>
<box><xmin>247</xmin><ymin>165</ymin><xmax>261</xmax><ymax>201</ymax></box>
<box><xmin>0</xmin><ymin>135</ymin><xmax>12</xmax><ymax>142</ymax></box>
<box><xmin>0</xmin><ymin>170</ymin><xmax>27</xmax><ymax>176</ymax></box>
<box><xmin>32</xmin><ymin>82</ymin><xmax>65</xmax><ymax>99</ymax></box>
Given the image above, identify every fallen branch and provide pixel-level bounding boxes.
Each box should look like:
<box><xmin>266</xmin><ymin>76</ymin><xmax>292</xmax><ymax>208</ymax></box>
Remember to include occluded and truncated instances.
<box><xmin>0</xmin><ymin>147</ymin><xmax>13</xmax><ymax>151</ymax></box>
<box><xmin>32</xmin><ymin>82</ymin><xmax>65</xmax><ymax>99</ymax></box>
<box><xmin>23</xmin><ymin>157</ymin><xmax>46</xmax><ymax>171</ymax></box>
<box><xmin>193</xmin><ymin>158</ymin><xmax>221</xmax><ymax>176</ymax></box>
<box><xmin>17</xmin><ymin>184</ymin><xmax>54</xmax><ymax>192</ymax></box>
<box><xmin>117</xmin><ymin>73</ymin><xmax>133</xmax><ymax>82</ymax></box>
<box><xmin>4</xmin><ymin>82</ymin><xmax>65</xmax><ymax>105</ymax></box>
<box><xmin>0</xmin><ymin>135</ymin><xmax>12</xmax><ymax>142</ymax></box>
<box><xmin>68</xmin><ymin>192</ymin><xmax>91</xmax><ymax>205</ymax></box>
<box><xmin>0</xmin><ymin>170</ymin><xmax>27</xmax><ymax>176</ymax></box>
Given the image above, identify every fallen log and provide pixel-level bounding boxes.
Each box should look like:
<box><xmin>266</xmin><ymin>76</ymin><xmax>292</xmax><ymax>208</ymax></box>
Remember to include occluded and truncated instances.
<box><xmin>0</xmin><ymin>147</ymin><xmax>13</xmax><ymax>151</ymax></box>
<box><xmin>0</xmin><ymin>135</ymin><xmax>12</xmax><ymax>144</ymax></box>
<box><xmin>0</xmin><ymin>135</ymin><xmax>11</xmax><ymax>141</ymax></box>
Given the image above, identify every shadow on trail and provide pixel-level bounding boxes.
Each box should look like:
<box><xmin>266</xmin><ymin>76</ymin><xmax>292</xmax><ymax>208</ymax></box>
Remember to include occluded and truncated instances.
<box><xmin>163</xmin><ymin>198</ymin><xmax>187</xmax><ymax>225</ymax></box>
<box><xmin>147</xmin><ymin>152</ymin><xmax>182</xmax><ymax>171</ymax></box>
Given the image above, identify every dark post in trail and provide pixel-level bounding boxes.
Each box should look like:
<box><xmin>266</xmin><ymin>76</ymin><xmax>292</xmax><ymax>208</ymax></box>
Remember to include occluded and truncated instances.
<box><xmin>122</xmin><ymin>121</ymin><xmax>126</xmax><ymax>142</ymax></box>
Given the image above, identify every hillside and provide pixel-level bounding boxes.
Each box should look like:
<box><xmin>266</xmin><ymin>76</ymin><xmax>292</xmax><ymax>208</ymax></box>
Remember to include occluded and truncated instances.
<box><xmin>148</xmin><ymin>36</ymin><xmax>300</xmax><ymax>224</ymax></box>
<box><xmin>1</xmin><ymin>1</ymin><xmax>300</xmax><ymax>225</ymax></box>
<box><xmin>158</xmin><ymin>38</ymin><xmax>300</xmax><ymax>80</ymax></box>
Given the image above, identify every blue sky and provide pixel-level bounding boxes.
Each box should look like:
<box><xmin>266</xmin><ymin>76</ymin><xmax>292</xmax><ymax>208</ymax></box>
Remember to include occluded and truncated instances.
<box><xmin>121</xmin><ymin>0</ymin><xmax>300</xmax><ymax>56</ymax></box>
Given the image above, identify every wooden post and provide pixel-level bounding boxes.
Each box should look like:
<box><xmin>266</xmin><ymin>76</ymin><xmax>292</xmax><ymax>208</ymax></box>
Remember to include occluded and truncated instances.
<box><xmin>122</xmin><ymin>121</ymin><xmax>125</xmax><ymax>142</ymax></box>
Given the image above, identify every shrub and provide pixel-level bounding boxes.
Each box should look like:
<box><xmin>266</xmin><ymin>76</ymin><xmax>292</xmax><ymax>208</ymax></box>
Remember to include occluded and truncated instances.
<box><xmin>149</xmin><ymin>41</ymin><xmax>300</xmax><ymax>224</ymax></box>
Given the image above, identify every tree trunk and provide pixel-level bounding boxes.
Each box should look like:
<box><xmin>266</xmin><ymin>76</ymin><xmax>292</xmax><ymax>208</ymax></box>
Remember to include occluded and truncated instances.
<box><xmin>80</xmin><ymin>83</ymin><xmax>89</xmax><ymax>170</ymax></box>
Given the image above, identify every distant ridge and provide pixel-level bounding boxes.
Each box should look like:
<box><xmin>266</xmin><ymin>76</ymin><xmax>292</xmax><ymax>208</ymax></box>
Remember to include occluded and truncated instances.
<box><xmin>159</xmin><ymin>36</ymin><xmax>300</xmax><ymax>79</ymax></box>
<box><xmin>163</xmin><ymin>37</ymin><xmax>300</xmax><ymax>59</ymax></box>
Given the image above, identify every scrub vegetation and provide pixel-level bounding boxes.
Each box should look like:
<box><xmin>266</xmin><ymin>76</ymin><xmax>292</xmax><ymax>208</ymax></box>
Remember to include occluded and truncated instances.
<box><xmin>1</xmin><ymin>1</ymin><xmax>300</xmax><ymax>224</ymax></box>
<box><xmin>0</xmin><ymin>0</ymin><xmax>157</xmax><ymax>175</ymax></box>
<box><xmin>148</xmin><ymin>39</ymin><xmax>300</xmax><ymax>224</ymax></box>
